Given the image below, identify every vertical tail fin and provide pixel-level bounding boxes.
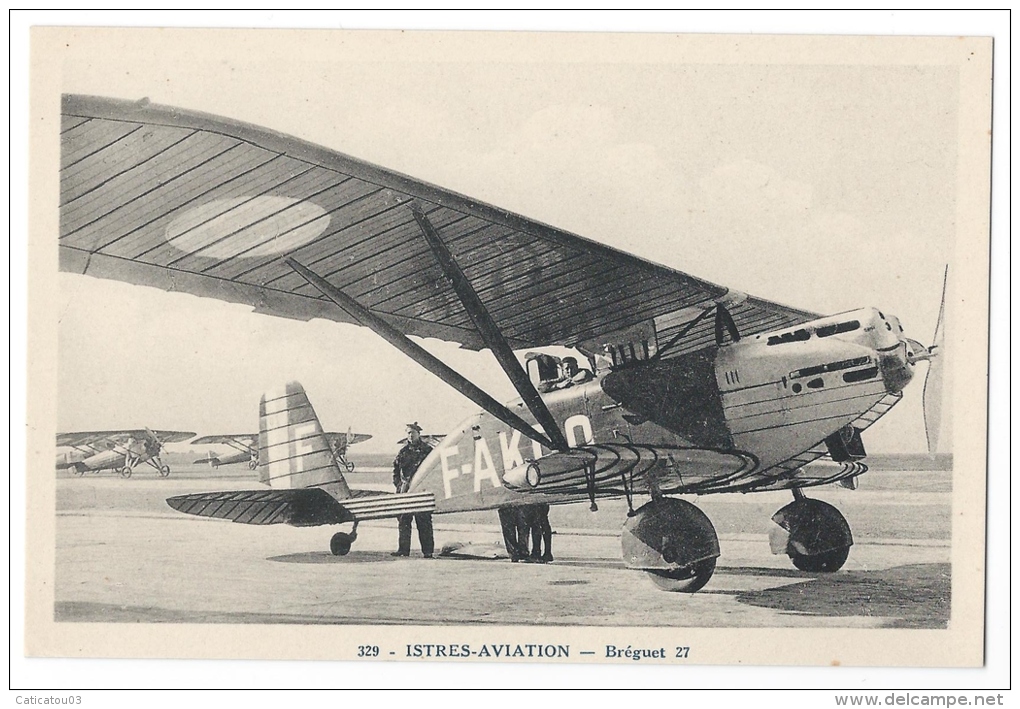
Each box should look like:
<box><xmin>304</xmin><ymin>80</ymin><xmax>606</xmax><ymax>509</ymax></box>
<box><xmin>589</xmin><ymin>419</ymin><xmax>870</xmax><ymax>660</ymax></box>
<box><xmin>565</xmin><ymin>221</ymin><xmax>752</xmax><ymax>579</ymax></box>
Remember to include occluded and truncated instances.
<box><xmin>258</xmin><ymin>381</ymin><xmax>353</xmax><ymax>501</ymax></box>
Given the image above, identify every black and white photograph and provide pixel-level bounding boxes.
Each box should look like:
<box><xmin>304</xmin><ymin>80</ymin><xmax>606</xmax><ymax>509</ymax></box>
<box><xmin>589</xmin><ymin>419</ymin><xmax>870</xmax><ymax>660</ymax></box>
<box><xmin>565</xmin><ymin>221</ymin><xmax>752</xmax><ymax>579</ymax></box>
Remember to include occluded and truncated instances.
<box><xmin>18</xmin><ymin>18</ymin><xmax>999</xmax><ymax>689</ymax></box>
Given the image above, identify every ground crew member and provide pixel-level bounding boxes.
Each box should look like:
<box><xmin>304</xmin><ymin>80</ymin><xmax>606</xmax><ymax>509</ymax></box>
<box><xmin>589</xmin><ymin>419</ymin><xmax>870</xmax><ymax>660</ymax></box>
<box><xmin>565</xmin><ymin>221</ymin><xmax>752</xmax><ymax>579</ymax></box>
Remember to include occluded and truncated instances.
<box><xmin>392</xmin><ymin>422</ymin><xmax>435</xmax><ymax>558</ymax></box>
<box><xmin>498</xmin><ymin>506</ymin><xmax>526</xmax><ymax>562</ymax></box>
<box><xmin>527</xmin><ymin>503</ymin><xmax>554</xmax><ymax>563</ymax></box>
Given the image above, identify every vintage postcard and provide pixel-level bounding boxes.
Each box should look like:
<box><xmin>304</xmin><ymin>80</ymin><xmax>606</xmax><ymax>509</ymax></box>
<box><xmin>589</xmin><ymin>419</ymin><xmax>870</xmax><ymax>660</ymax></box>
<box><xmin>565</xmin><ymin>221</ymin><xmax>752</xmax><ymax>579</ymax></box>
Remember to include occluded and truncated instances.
<box><xmin>24</xmin><ymin>26</ymin><xmax>993</xmax><ymax>672</ymax></box>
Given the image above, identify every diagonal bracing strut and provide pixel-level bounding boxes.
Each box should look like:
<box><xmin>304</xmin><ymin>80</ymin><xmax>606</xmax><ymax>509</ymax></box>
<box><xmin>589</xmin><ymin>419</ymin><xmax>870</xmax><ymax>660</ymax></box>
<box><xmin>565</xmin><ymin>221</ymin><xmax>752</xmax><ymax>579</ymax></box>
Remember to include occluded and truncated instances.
<box><xmin>410</xmin><ymin>204</ymin><xmax>570</xmax><ymax>452</ymax></box>
<box><xmin>286</xmin><ymin>258</ymin><xmax>558</xmax><ymax>451</ymax></box>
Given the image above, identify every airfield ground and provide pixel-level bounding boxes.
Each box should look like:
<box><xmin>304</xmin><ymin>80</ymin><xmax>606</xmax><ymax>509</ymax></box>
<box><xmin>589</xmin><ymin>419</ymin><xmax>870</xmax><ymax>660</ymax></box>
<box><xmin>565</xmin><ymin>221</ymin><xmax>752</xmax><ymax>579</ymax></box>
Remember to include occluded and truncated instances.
<box><xmin>53</xmin><ymin>464</ymin><xmax>950</xmax><ymax>629</ymax></box>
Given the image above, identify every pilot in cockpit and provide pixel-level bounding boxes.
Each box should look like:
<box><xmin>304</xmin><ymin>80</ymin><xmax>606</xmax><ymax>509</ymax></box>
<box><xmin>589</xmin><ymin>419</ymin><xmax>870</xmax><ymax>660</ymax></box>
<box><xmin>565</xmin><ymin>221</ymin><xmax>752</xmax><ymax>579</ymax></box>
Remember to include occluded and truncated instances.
<box><xmin>552</xmin><ymin>356</ymin><xmax>594</xmax><ymax>390</ymax></box>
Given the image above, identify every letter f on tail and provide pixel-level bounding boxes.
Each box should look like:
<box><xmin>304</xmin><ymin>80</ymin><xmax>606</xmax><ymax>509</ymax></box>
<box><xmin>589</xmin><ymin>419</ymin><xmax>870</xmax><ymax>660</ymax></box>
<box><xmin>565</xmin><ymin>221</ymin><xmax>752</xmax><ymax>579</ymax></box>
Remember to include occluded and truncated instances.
<box><xmin>258</xmin><ymin>381</ymin><xmax>353</xmax><ymax>501</ymax></box>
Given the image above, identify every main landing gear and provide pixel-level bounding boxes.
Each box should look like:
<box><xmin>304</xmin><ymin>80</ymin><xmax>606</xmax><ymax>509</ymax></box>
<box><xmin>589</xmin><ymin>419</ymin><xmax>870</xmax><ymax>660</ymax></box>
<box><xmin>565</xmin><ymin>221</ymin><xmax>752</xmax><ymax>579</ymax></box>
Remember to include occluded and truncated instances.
<box><xmin>329</xmin><ymin>522</ymin><xmax>359</xmax><ymax>556</ymax></box>
<box><xmin>770</xmin><ymin>490</ymin><xmax>853</xmax><ymax>573</ymax></box>
<box><xmin>120</xmin><ymin>457</ymin><xmax>171</xmax><ymax>479</ymax></box>
<box><xmin>621</xmin><ymin>497</ymin><xmax>720</xmax><ymax>593</ymax></box>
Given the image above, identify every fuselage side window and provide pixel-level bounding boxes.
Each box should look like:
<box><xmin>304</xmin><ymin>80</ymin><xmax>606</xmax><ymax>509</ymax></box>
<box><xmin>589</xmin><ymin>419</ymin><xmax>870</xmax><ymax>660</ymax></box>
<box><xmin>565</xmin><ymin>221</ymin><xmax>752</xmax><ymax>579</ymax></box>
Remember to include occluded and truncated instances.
<box><xmin>816</xmin><ymin>320</ymin><xmax>861</xmax><ymax>338</ymax></box>
<box><xmin>526</xmin><ymin>354</ymin><xmax>560</xmax><ymax>388</ymax></box>
<box><xmin>767</xmin><ymin>328</ymin><xmax>811</xmax><ymax>346</ymax></box>
<box><xmin>789</xmin><ymin>356</ymin><xmax>872</xmax><ymax>379</ymax></box>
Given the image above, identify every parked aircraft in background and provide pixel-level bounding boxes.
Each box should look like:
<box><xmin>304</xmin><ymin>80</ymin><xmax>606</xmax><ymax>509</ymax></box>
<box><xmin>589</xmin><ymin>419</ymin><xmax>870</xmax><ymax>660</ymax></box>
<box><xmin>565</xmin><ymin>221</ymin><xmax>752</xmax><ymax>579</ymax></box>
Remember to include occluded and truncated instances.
<box><xmin>56</xmin><ymin>428</ymin><xmax>195</xmax><ymax>478</ymax></box>
<box><xmin>193</xmin><ymin>430</ymin><xmax>372</xmax><ymax>472</ymax></box>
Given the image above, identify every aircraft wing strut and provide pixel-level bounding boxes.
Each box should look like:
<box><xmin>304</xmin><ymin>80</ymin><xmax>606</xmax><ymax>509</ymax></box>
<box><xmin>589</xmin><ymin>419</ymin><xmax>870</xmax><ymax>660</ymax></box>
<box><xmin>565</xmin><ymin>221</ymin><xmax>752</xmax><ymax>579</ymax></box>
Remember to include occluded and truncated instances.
<box><xmin>410</xmin><ymin>204</ymin><xmax>569</xmax><ymax>452</ymax></box>
<box><xmin>288</xmin><ymin>258</ymin><xmax>557</xmax><ymax>450</ymax></box>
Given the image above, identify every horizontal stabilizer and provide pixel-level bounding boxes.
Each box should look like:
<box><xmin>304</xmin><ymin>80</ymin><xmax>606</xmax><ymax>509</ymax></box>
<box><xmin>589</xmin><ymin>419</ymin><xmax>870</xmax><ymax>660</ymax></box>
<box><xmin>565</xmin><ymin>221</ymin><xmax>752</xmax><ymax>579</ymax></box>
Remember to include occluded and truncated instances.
<box><xmin>166</xmin><ymin>488</ymin><xmax>435</xmax><ymax>526</ymax></box>
<box><xmin>167</xmin><ymin>488</ymin><xmax>352</xmax><ymax>527</ymax></box>
<box><xmin>337</xmin><ymin>491</ymin><xmax>435</xmax><ymax>521</ymax></box>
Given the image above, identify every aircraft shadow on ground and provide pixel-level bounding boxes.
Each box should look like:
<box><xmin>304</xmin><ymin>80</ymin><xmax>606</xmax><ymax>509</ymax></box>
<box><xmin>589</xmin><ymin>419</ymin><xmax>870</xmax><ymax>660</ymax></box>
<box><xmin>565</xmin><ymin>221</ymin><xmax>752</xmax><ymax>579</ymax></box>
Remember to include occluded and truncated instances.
<box><xmin>706</xmin><ymin>562</ymin><xmax>951</xmax><ymax>628</ymax></box>
<box><xmin>266</xmin><ymin>550</ymin><xmax>623</xmax><ymax>568</ymax></box>
<box><xmin>264</xmin><ymin>554</ymin><xmax>950</xmax><ymax>627</ymax></box>
<box><xmin>267</xmin><ymin>550</ymin><xmax>397</xmax><ymax>564</ymax></box>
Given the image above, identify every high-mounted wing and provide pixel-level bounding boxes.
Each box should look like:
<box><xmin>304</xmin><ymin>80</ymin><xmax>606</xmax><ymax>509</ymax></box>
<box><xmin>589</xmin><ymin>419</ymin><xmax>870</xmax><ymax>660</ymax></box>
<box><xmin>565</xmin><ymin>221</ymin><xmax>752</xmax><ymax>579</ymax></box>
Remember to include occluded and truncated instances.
<box><xmin>192</xmin><ymin>433</ymin><xmax>369</xmax><ymax>447</ymax></box>
<box><xmin>397</xmin><ymin>434</ymin><xmax>446</xmax><ymax>446</ymax></box>
<box><xmin>57</xmin><ymin>429</ymin><xmax>194</xmax><ymax>447</ymax></box>
<box><xmin>148</xmin><ymin>430</ymin><xmax>196</xmax><ymax>444</ymax></box>
<box><xmin>324</xmin><ymin>432</ymin><xmax>372</xmax><ymax>447</ymax></box>
<box><xmin>190</xmin><ymin>434</ymin><xmax>258</xmax><ymax>446</ymax></box>
<box><xmin>59</xmin><ymin>95</ymin><xmax>816</xmax><ymax>358</ymax></box>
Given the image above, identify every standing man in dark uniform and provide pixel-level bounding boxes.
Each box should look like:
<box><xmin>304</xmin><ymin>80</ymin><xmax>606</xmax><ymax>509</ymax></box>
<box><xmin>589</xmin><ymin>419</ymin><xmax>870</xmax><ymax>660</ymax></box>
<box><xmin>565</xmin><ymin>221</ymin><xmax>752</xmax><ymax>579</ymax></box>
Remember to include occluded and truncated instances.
<box><xmin>527</xmin><ymin>503</ymin><xmax>554</xmax><ymax>563</ymax></box>
<box><xmin>392</xmin><ymin>422</ymin><xmax>435</xmax><ymax>558</ymax></box>
<box><xmin>498</xmin><ymin>506</ymin><xmax>528</xmax><ymax>562</ymax></box>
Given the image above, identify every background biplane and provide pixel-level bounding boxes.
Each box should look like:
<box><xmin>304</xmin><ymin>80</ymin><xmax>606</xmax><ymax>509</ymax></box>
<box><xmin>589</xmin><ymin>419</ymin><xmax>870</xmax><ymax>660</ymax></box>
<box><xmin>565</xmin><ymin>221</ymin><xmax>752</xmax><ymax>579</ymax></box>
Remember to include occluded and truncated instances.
<box><xmin>56</xmin><ymin>428</ymin><xmax>195</xmax><ymax>478</ymax></box>
<box><xmin>193</xmin><ymin>430</ymin><xmax>372</xmax><ymax>472</ymax></box>
<box><xmin>57</xmin><ymin>94</ymin><xmax>945</xmax><ymax>591</ymax></box>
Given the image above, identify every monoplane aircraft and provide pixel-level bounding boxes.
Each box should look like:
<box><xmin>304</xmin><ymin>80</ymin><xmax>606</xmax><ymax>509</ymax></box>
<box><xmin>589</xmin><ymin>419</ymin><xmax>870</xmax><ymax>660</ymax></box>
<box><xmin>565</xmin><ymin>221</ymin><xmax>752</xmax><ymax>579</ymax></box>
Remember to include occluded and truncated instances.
<box><xmin>193</xmin><ymin>430</ymin><xmax>372</xmax><ymax>472</ymax></box>
<box><xmin>57</xmin><ymin>95</ymin><xmax>945</xmax><ymax>591</ymax></box>
<box><xmin>56</xmin><ymin>428</ymin><xmax>195</xmax><ymax>478</ymax></box>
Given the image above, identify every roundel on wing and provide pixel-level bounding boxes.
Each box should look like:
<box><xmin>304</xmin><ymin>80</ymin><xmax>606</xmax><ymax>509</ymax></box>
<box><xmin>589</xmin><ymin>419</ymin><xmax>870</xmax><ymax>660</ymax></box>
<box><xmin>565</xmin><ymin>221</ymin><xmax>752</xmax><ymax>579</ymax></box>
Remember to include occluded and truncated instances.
<box><xmin>165</xmin><ymin>196</ymin><xmax>330</xmax><ymax>258</ymax></box>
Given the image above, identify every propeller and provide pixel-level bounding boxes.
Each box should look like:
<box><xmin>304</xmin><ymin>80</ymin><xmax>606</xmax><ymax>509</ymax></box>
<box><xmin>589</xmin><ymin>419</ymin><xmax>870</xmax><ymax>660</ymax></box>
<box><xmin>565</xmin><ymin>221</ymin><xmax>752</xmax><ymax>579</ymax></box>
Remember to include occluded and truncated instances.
<box><xmin>922</xmin><ymin>268</ymin><xmax>948</xmax><ymax>454</ymax></box>
<box><xmin>906</xmin><ymin>268</ymin><xmax>948</xmax><ymax>454</ymax></box>
<box><xmin>143</xmin><ymin>427</ymin><xmax>165</xmax><ymax>455</ymax></box>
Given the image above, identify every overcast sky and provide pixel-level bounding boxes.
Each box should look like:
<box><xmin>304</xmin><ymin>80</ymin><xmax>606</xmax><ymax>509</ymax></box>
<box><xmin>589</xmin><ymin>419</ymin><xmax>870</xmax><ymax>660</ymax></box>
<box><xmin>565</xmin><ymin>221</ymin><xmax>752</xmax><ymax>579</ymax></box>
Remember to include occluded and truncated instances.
<box><xmin>50</xmin><ymin>30</ymin><xmax>966</xmax><ymax>453</ymax></box>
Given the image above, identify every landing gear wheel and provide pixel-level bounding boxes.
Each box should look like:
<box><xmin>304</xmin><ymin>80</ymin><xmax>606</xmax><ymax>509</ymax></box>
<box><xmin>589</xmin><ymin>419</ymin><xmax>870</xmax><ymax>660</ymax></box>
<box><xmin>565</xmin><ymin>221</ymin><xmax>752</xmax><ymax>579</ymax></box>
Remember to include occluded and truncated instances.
<box><xmin>330</xmin><ymin>532</ymin><xmax>354</xmax><ymax>556</ymax></box>
<box><xmin>646</xmin><ymin>558</ymin><xmax>717</xmax><ymax>593</ymax></box>
<box><xmin>119</xmin><ymin>467</ymin><xmax>133</xmax><ymax>479</ymax></box>
<box><xmin>622</xmin><ymin>498</ymin><xmax>720</xmax><ymax>593</ymax></box>
<box><xmin>790</xmin><ymin>545</ymin><xmax>850</xmax><ymax>572</ymax></box>
<box><xmin>72</xmin><ymin>465</ymin><xmax>86</xmax><ymax>477</ymax></box>
<box><xmin>772</xmin><ymin>497</ymin><xmax>853</xmax><ymax>573</ymax></box>
<box><xmin>158</xmin><ymin>465</ymin><xmax>171</xmax><ymax>478</ymax></box>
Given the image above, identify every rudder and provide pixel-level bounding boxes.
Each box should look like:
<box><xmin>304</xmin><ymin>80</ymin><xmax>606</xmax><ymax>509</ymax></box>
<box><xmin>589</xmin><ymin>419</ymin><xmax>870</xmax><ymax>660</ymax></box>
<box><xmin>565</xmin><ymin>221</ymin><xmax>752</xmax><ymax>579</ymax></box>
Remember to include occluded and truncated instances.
<box><xmin>258</xmin><ymin>381</ymin><xmax>353</xmax><ymax>501</ymax></box>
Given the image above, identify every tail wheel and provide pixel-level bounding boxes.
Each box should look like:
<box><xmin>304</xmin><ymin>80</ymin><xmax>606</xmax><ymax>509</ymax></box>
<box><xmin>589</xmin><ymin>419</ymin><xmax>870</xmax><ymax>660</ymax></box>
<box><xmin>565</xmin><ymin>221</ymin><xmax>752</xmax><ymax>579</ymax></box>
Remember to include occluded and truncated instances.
<box><xmin>159</xmin><ymin>465</ymin><xmax>171</xmax><ymax>478</ymax></box>
<box><xmin>330</xmin><ymin>532</ymin><xmax>354</xmax><ymax>556</ymax></box>
<box><xmin>248</xmin><ymin>459</ymin><xmax>258</xmax><ymax>470</ymax></box>
<box><xmin>344</xmin><ymin>460</ymin><xmax>356</xmax><ymax>473</ymax></box>
<box><xmin>790</xmin><ymin>545</ymin><xmax>850</xmax><ymax>572</ymax></box>
<box><xmin>646</xmin><ymin>557</ymin><xmax>717</xmax><ymax>593</ymax></box>
<box><xmin>119</xmin><ymin>467</ymin><xmax>133</xmax><ymax>479</ymax></box>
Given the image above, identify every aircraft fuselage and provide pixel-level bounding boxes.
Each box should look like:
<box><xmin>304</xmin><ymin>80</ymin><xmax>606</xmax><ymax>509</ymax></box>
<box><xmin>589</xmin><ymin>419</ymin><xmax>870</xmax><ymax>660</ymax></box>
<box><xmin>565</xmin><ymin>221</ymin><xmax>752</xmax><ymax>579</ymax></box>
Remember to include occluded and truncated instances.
<box><xmin>408</xmin><ymin>307</ymin><xmax>916</xmax><ymax>513</ymax></box>
<box><xmin>56</xmin><ymin>448</ymin><xmax>132</xmax><ymax>472</ymax></box>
